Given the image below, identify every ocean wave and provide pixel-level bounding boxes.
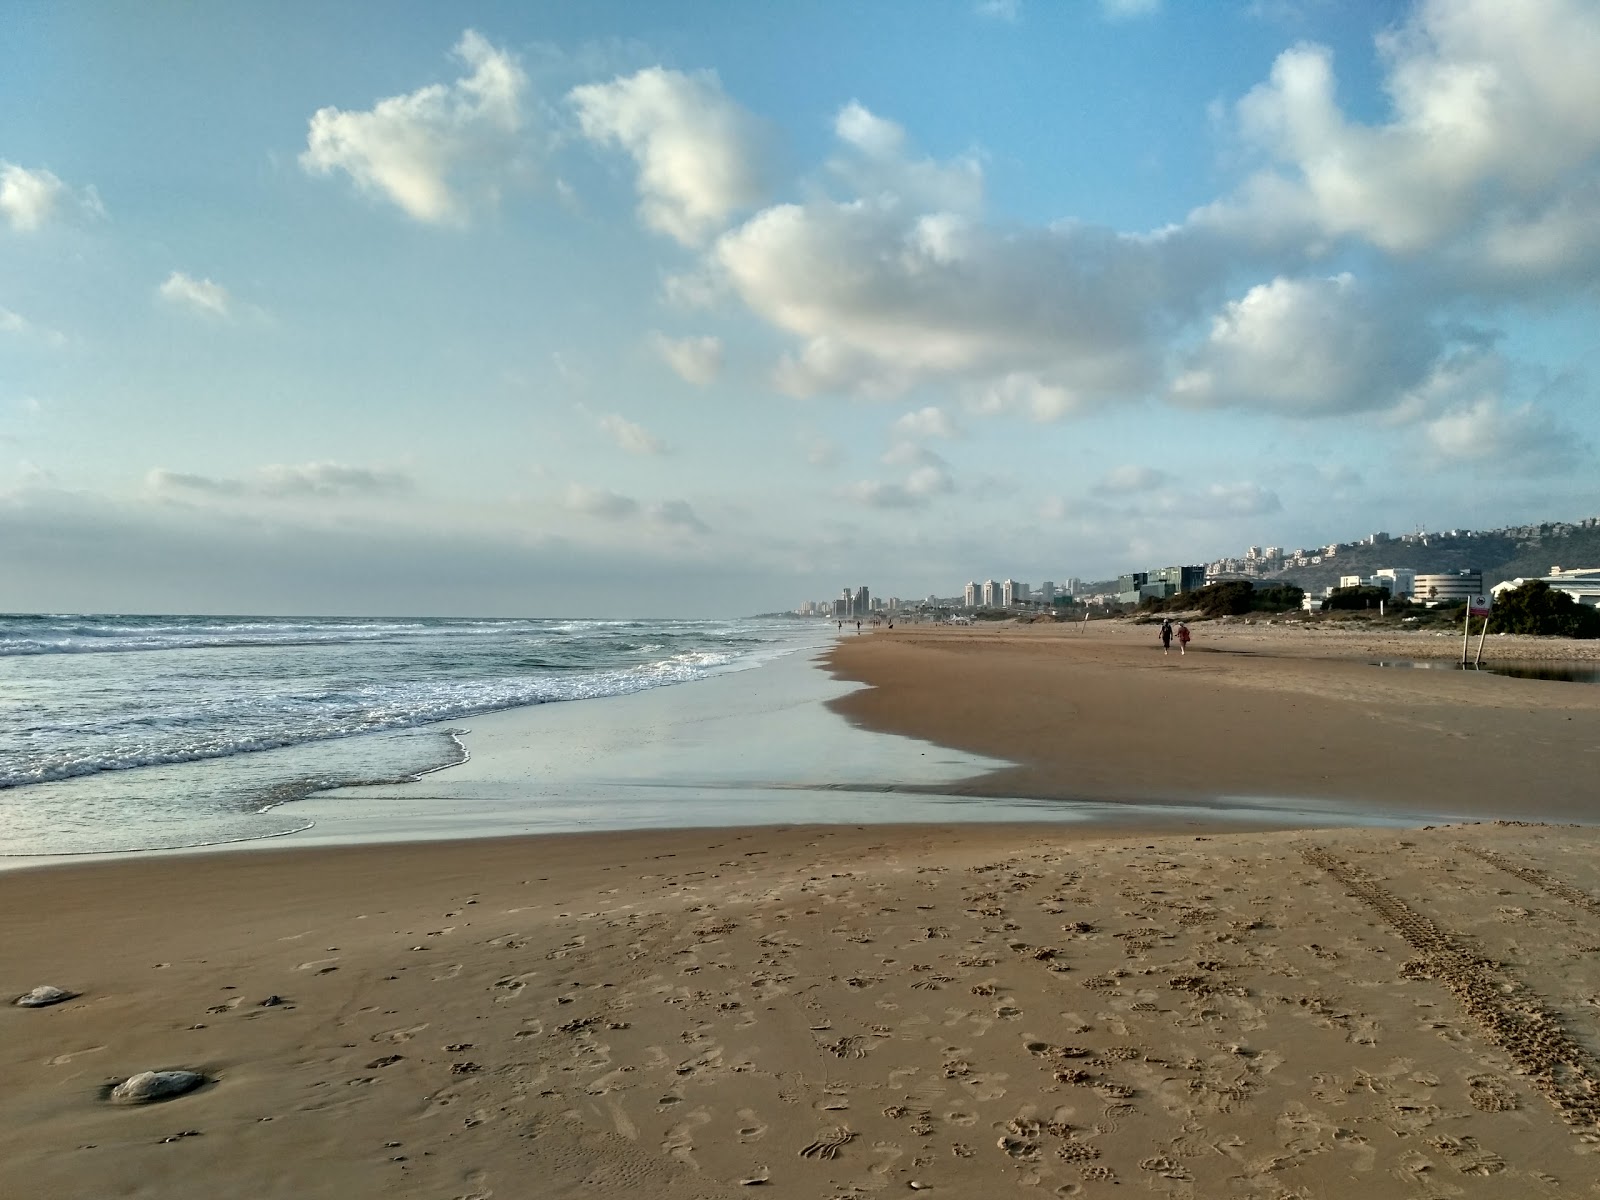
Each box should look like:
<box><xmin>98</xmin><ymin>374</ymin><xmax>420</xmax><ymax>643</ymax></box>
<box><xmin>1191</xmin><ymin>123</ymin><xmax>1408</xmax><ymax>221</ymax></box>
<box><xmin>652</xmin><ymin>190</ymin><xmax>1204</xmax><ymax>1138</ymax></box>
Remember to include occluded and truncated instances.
<box><xmin>0</xmin><ymin>646</ymin><xmax>754</xmax><ymax>789</ymax></box>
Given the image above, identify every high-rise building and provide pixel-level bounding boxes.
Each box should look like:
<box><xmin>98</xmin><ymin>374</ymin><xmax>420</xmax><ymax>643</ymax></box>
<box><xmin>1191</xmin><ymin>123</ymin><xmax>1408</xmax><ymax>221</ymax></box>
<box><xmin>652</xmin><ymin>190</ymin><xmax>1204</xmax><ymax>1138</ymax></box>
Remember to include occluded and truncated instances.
<box><xmin>1039</xmin><ymin>581</ymin><xmax>1056</xmax><ymax>605</ymax></box>
<box><xmin>963</xmin><ymin>581</ymin><xmax>980</xmax><ymax>608</ymax></box>
<box><xmin>853</xmin><ymin>585</ymin><xmax>870</xmax><ymax>615</ymax></box>
<box><xmin>840</xmin><ymin>588</ymin><xmax>854</xmax><ymax>616</ymax></box>
<box><xmin>1063</xmin><ymin>577</ymin><xmax>1082</xmax><ymax>597</ymax></box>
<box><xmin>981</xmin><ymin>579</ymin><xmax>1000</xmax><ymax>607</ymax></box>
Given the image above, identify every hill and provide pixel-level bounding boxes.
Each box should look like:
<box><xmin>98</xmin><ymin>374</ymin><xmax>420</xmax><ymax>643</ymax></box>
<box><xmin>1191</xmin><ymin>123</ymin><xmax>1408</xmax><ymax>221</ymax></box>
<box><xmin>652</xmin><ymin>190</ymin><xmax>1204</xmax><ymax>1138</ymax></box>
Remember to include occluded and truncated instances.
<box><xmin>1261</xmin><ymin>524</ymin><xmax>1600</xmax><ymax>594</ymax></box>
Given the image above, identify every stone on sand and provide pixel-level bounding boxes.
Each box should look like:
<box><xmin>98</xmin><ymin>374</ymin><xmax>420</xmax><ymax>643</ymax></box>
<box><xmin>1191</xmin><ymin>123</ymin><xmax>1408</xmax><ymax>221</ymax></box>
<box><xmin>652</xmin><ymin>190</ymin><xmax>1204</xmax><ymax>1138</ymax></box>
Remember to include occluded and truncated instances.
<box><xmin>109</xmin><ymin>1070</ymin><xmax>207</xmax><ymax>1105</ymax></box>
<box><xmin>14</xmin><ymin>986</ymin><xmax>76</xmax><ymax>1008</ymax></box>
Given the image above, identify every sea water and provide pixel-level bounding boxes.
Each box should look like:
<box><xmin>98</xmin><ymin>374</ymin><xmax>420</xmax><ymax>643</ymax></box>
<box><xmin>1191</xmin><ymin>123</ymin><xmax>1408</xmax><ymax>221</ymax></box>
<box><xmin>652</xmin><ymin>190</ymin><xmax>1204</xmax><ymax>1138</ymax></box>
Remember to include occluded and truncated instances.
<box><xmin>0</xmin><ymin>614</ymin><xmax>821</xmax><ymax>856</ymax></box>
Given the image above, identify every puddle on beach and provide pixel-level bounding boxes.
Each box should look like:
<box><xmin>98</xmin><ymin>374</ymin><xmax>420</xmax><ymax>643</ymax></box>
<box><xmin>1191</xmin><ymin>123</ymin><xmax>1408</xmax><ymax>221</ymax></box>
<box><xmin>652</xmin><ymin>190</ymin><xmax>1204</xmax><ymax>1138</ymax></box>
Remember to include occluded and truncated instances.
<box><xmin>1371</xmin><ymin>660</ymin><xmax>1600</xmax><ymax>684</ymax></box>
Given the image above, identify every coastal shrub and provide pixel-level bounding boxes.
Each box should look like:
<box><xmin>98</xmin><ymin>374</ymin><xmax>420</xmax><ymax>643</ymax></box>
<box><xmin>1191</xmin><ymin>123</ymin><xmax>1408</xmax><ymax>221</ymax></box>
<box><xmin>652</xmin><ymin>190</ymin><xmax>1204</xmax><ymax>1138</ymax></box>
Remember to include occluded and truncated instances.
<box><xmin>1489</xmin><ymin>579</ymin><xmax>1600</xmax><ymax>638</ymax></box>
<box><xmin>1322</xmin><ymin>585</ymin><xmax>1391</xmax><ymax>611</ymax></box>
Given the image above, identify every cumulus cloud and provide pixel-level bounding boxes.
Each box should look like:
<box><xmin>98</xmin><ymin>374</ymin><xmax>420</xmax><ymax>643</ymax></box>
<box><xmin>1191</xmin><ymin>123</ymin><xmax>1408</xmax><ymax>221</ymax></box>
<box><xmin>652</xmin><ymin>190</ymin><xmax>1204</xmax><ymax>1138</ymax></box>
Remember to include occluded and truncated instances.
<box><xmin>599</xmin><ymin>412</ymin><xmax>667</xmax><ymax>455</ymax></box>
<box><xmin>0</xmin><ymin>306</ymin><xmax>67</xmax><ymax>348</ymax></box>
<box><xmin>0</xmin><ymin>163</ymin><xmax>102</xmax><ymax>231</ymax></box>
<box><xmin>1198</xmin><ymin>0</ymin><xmax>1600</xmax><ymax>280</ymax></box>
<box><xmin>830</xmin><ymin>103</ymin><xmax>983</xmax><ymax>215</ymax></box>
<box><xmin>148</xmin><ymin>461</ymin><xmax>412</xmax><ymax>499</ymax></box>
<box><xmin>651</xmin><ymin>332</ymin><xmax>723</xmax><ymax>385</ymax></box>
<box><xmin>720</xmin><ymin>197</ymin><xmax>1205</xmax><ymax>401</ymax></box>
<box><xmin>892</xmin><ymin>406</ymin><xmax>959</xmax><ymax>440</ymax></box>
<box><xmin>1412</xmin><ymin>352</ymin><xmax>1584</xmax><ymax>473</ymax></box>
<box><xmin>1423</xmin><ymin>399</ymin><xmax>1575</xmax><ymax>470</ymax></box>
<box><xmin>1171</xmin><ymin>273</ymin><xmax>1437</xmax><ymax>415</ymax></box>
<box><xmin>301</xmin><ymin>30</ymin><xmax>528</xmax><ymax>224</ymax></box>
<box><xmin>562</xmin><ymin>482</ymin><xmax>640</xmax><ymax>519</ymax></box>
<box><xmin>843</xmin><ymin>446</ymin><xmax>956</xmax><ymax>509</ymax></box>
<box><xmin>570</xmin><ymin>67</ymin><xmax>767</xmax><ymax>245</ymax></box>
<box><xmin>157</xmin><ymin>271</ymin><xmax>231</xmax><ymax>317</ymax></box>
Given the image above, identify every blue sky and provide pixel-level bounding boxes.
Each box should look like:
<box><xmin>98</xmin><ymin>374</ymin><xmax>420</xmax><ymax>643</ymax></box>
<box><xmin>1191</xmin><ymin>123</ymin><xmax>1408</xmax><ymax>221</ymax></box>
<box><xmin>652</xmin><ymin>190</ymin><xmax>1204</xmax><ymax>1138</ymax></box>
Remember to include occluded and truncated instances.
<box><xmin>3</xmin><ymin>0</ymin><xmax>1597</xmax><ymax>616</ymax></box>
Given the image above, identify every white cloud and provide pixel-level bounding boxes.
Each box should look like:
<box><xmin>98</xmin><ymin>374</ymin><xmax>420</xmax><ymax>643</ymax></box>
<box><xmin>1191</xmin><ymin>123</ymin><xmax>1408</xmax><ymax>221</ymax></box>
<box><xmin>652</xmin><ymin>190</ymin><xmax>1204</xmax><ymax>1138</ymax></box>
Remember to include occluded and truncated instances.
<box><xmin>1408</xmin><ymin>352</ymin><xmax>1584</xmax><ymax>474</ymax></box>
<box><xmin>892</xmin><ymin>406</ymin><xmax>959</xmax><ymax>440</ymax></box>
<box><xmin>830</xmin><ymin>103</ymin><xmax>983</xmax><ymax>215</ymax></box>
<box><xmin>651</xmin><ymin>332</ymin><xmax>723</xmax><ymax>385</ymax></box>
<box><xmin>1171</xmin><ymin>273</ymin><xmax>1436</xmax><ymax>415</ymax></box>
<box><xmin>148</xmin><ymin>462</ymin><xmax>412</xmax><ymax>499</ymax></box>
<box><xmin>254</xmin><ymin>462</ymin><xmax>412</xmax><ymax>496</ymax></box>
<box><xmin>1198</xmin><ymin>0</ymin><xmax>1600</xmax><ymax>274</ymax></box>
<box><xmin>1103</xmin><ymin>0</ymin><xmax>1161</xmax><ymax>19</ymax></box>
<box><xmin>969</xmin><ymin>372</ymin><xmax>1085</xmax><ymax>422</ymax></box>
<box><xmin>599</xmin><ymin>412</ymin><xmax>667</xmax><ymax>455</ymax></box>
<box><xmin>0</xmin><ymin>164</ymin><xmax>66</xmax><ymax>231</ymax></box>
<box><xmin>975</xmin><ymin>0</ymin><xmax>1019</xmax><ymax>21</ymax></box>
<box><xmin>562</xmin><ymin>482</ymin><xmax>640</xmax><ymax>519</ymax></box>
<box><xmin>843</xmin><ymin>446</ymin><xmax>956</xmax><ymax>510</ymax></box>
<box><xmin>570</xmin><ymin>67</ymin><xmax>767</xmax><ymax>246</ymax></box>
<box><xmin>1099</xmin><ymin>464</ymin><xmax>1170</xmax><ymax>493</ymax></box>
<box><xmin>718</xmin><ymin>197</ymin><xmax>1197</xmax><ymax>401</ymax></box>
<box><xmin>0</xmin><ymin>162</ymin><xmax>101</xmax><ymax>231</ymax></box>
<box><xmin>157</xmin><ymin>271</ymin><xmax>232</xmax><ymax>317</ymax></box>
<box><xmin>0</xmin><ymin>306</ymin><xmax>67</xmax><ymax>348</ymax></box>
<box><xmin>301</xmin><ymin>30</ymin><xmax>528</xmax><ymax>224</ymax></box>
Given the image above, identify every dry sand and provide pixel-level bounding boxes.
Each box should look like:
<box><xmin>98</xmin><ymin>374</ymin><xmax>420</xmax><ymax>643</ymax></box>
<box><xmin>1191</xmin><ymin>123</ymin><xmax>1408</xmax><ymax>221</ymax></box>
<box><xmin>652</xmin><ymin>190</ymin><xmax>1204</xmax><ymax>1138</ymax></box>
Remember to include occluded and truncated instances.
<box><xmin>5</xmin><ymin>623</ymin><xmax>1600</xmax><ymax>1198</ymax></box>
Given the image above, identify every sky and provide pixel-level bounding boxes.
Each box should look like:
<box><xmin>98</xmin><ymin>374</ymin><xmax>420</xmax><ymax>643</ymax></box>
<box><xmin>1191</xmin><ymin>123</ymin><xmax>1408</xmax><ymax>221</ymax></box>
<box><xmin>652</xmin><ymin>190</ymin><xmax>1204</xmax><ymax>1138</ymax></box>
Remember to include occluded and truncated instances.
<box><xmin>2</xmin><ymin>0</ymin><xmax>1598</xmax><ymax>617</ymax></box>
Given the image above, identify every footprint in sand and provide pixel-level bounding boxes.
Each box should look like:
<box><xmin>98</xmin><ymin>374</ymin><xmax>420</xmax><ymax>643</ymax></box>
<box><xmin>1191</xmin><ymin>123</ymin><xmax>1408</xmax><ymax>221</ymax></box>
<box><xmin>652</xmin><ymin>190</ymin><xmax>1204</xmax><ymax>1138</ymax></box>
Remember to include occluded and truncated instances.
<box><xmin>373</xmin><ymin>1023</ymin><xmax>429</xmax><ymax>1044</ymax></box>
<box><xmin>662</xmin><ymin>1107</ymin><xmax>711</xmax><ymax>1167</ymax></box>
<box><xmin>296</xmin><ymin>957</ymin><xmax>341</xmax><ymax>972</ymax></box>
<box><xmin>736</xmin><ymin>1108</ymin><xmax>768</xmax><ymax>1142</ymax></box>
<box><xmin>47</xmin><ymin>1045</ymin><xmax>106</xmax><ymax>1065</ymax></box>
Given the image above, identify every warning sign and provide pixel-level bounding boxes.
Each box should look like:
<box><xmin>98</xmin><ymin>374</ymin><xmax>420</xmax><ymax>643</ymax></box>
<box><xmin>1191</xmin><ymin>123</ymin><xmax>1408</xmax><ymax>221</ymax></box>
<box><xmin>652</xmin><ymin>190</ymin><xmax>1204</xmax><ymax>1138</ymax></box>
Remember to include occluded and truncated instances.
<box><xmin>1468</xmin><ymin>594</ymin><xmax>1493</xmax><ymax>616</ymax></box>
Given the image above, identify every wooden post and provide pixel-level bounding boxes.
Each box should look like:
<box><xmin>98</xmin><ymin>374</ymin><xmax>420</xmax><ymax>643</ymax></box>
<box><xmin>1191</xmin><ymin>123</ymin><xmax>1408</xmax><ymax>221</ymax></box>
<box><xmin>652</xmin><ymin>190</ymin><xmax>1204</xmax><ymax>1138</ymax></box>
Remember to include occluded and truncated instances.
<box><xmin>1474</xmin><ymin>617</ymin><xmax>1491</xmax><ymax>666</ymax></box>
<box><xmin>1461</xmin><ymin>603</ymin><xmax>1472</xmax><ymax>666</ymax></box>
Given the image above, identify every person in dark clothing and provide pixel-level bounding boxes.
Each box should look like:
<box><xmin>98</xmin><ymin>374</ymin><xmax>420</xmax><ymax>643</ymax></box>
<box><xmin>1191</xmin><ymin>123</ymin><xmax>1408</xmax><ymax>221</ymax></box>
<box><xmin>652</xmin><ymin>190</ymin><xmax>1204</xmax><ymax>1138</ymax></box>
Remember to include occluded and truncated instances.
<box><xmin>1159</xmin><ymin>617</ymin><xmax>1174</xmax><ymax>655</ymax></box>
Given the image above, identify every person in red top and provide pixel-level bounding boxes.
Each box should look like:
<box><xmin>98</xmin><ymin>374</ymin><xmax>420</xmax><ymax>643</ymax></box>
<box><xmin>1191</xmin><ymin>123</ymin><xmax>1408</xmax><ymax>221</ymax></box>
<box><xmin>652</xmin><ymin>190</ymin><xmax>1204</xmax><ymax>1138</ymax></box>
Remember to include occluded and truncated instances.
<box><xmin>1176</xmin><ymin>622</ymin><xmax>1191</xmax><ymax>655</ymax></box>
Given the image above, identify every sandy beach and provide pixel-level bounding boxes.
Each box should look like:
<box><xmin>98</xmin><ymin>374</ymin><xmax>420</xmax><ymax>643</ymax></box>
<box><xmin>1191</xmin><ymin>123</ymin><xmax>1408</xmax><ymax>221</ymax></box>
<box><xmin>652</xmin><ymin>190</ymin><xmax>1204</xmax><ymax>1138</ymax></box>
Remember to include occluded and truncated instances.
<box><xmin>5</xmin><ymin>623</ymin><xmax>1600</xmax><ymax>1198</ymax></box>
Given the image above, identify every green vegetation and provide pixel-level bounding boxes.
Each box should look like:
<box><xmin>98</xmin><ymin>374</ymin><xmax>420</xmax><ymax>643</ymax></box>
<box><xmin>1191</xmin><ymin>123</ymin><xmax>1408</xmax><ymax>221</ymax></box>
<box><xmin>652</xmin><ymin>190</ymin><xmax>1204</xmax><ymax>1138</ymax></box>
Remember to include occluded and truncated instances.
<box><xmin>1144</xmin><ymin>580</ymin><xmax>1305</xmax><ymax>617</ymax></box>
<box><xmin>1322</xmin><ymin>584</ymin><xmax>1391</xmax><ymax>611</ymax></box>
<box><xmin>1488</xmin><ymin>579</ymin><xmax>1600</xmax><ymax>638</ymax></box>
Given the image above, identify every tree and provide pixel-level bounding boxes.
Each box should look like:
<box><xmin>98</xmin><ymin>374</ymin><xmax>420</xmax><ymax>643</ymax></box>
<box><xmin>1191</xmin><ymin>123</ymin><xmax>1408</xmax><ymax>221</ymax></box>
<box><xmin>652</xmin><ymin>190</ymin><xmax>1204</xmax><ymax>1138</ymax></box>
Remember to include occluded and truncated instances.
<box><xmin>1323</xmin><ymin>585</ymin><xmax>1390</xmax><ymax>611</ymax></box>
<box><xmin>1488</xmin><ymin>579</ymin><xmax>1600</xmax><ymax>638</ymax></box>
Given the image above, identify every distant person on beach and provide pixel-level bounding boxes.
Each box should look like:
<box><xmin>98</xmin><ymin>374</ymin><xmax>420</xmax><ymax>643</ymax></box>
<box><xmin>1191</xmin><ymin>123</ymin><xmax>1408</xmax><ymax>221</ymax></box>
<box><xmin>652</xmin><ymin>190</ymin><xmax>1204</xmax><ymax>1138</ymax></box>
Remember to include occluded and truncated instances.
<box><xmin>1176</xmin><ymin>622</ymin><xmax>1191</xmax><ymax>655</ymax></box>
<box><xmin>856</xmin><ymin>620</ymin><xmax>862</xmax><ymax>633</ymax></box>
<box><xmin>1160</xmin><ymin>617</ymin><xmax>1174</xmax><ymax>655</ymax></box>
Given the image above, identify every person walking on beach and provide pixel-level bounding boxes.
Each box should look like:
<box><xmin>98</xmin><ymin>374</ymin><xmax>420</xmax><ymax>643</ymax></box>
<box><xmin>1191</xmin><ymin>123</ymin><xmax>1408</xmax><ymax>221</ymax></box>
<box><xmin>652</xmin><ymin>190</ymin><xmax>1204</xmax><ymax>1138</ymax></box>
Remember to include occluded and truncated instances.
<box><xmin>1159</xmin><ymin>617</ymin><xmax>1174</xmax><ymax>655</ymax></box>
<box><xmin>1176</xmin><ymin>621</ymin><xmax>1191</xmax><ymax>655</ymax></box>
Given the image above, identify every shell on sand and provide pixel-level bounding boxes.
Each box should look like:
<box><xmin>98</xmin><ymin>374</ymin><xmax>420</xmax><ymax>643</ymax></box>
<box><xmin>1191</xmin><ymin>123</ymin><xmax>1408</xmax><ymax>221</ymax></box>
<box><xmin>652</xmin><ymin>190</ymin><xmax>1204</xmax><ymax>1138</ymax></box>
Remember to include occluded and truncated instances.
<box><xmin>14</xmin><ymin>986</ymin><xmax>76</xmax><ymax>1008</ymax></box>
<box><xmin>109</xmin><ymin>1070</ymin><xmax>207</xmax><ymax>1105</ymax></box>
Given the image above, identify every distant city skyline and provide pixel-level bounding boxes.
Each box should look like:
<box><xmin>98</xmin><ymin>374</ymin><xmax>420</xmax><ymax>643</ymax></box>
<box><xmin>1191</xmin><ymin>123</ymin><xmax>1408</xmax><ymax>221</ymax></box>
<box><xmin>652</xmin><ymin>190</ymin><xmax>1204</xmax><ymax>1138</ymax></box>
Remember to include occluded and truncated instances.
<box><xmin>4</xmin><ymin>2</ymin><xmax>1599</xmax><ymax>617</ymax></box>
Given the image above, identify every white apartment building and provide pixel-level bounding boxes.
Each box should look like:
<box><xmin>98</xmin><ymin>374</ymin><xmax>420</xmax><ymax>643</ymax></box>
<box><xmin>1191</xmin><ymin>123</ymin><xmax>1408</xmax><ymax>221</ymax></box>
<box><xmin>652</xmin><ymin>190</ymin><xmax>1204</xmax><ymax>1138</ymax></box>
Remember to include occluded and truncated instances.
<box><xmin>963</xmin><ymin>581</ymin><xmax>980</xmax><ymax>607</ymax></box>
<box><xmin>981</xmin><ymin>579</ymin><xmax>1001</xmax><ymax>607</ymax></box>
<box><xmin>1002</xmin><ymin>579</ymin><xmax>1024</xmax><ymax>606</ymax></box>
<box><xmin>1492</xmin><ymin>567</ymin><xmax>1600</xmax><ymax>608</ymax></box>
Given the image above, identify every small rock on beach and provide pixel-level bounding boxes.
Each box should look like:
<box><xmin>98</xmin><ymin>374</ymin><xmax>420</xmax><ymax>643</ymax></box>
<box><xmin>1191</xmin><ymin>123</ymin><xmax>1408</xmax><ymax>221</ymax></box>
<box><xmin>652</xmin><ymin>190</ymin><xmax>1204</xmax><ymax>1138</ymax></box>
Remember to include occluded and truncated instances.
<box><xmin>14</xmin><ymin>986</ymin><xmax>76</xmax><ymax>1008</ymax></box>
<box><xmin>109</xmin><ymin>1070</ymin><xmax>207</xmax><ymax>1105</ymax></box>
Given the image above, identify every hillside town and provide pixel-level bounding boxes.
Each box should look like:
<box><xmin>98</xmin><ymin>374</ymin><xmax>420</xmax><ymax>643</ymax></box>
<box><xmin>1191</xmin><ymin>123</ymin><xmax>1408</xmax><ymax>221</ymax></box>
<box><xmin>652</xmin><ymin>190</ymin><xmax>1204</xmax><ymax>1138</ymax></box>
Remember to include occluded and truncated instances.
<box><xmin>794</xmin><ymin>515</ymin><xmax>1600</xmax><ymax>619</ymax></box>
